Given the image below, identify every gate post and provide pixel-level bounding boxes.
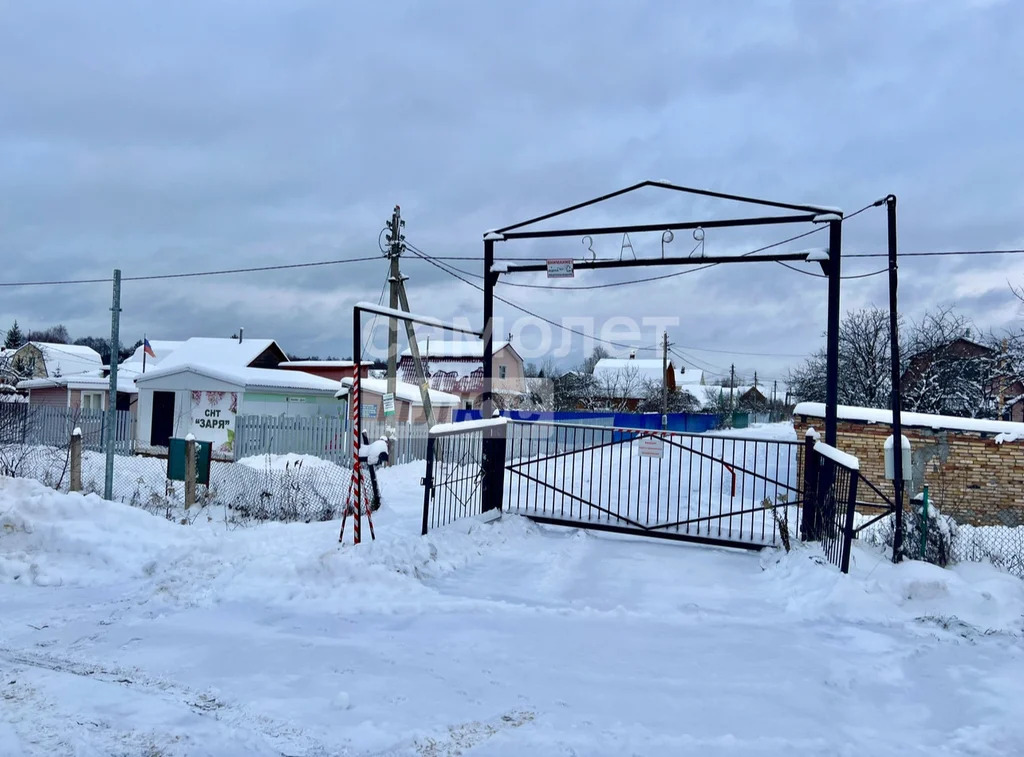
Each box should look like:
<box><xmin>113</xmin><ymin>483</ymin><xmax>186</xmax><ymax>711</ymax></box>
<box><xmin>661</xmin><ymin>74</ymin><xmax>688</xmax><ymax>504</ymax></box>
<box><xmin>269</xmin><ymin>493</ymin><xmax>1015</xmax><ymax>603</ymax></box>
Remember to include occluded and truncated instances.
<box><xmin>801</xmin><ymin>429</ymin><xmax>820</xmax><ymax>541</ymax></box>
<box><xmin>421</xmin><ymin>436</ymin><xmax>436</xmax><ymax>535</ymax></box>
<box><xmin>69</xmin><ymin>427</ymin><xmax>83</xmax><ymax>493</ymax></box>
<box><xmin>840</xmin><ymin>468</ymin><xmax>860</xmax><ymax>574</ymax></box>
<box><xmin>184</xmin><ymin>435</ymin><xmax>197</xmax><ymax>509</ymax></box>
<box><xmin>480</xmin><ymin>424</ymin><xmax>507</xmax><ymax>514</ymax></box>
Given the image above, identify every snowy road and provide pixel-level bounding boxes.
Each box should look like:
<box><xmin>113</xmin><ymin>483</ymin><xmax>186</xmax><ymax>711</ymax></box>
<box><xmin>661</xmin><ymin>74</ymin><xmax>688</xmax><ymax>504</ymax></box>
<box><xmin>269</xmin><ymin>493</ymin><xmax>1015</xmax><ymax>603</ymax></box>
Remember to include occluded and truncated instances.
<box><xmin>2</xmin><ymin>466</ymin><xmax>1023</xmax><ymax>756</ymax></box>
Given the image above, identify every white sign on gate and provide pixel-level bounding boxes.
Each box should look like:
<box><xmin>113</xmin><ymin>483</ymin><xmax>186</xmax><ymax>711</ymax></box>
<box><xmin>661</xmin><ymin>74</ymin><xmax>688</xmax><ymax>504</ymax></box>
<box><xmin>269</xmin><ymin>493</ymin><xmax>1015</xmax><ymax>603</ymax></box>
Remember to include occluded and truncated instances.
<box><xmin>637</xmin><ymin>436</ymin><xmax>664</xmax><ymax>459</ymax></box>
<box><xmin>546</xmin><ymin>259</ymin><xmax>574</xmax><ymax>278</ymax></box>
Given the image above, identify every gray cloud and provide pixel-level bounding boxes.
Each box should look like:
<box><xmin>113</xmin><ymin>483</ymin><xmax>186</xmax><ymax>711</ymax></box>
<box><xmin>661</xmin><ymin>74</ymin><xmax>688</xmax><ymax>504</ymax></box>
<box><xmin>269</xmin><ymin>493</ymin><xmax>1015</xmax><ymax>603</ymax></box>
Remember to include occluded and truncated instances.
<box><xmin>1</xmin><ymin>0</ymin><xmax>1022</xmax><ymax>378</ymax></box>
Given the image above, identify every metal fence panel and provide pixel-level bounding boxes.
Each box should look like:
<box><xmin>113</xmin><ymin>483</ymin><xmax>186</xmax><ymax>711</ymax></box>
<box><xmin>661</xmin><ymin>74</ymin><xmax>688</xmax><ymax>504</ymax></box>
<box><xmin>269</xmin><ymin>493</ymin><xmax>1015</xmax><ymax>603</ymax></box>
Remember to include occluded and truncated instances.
<box><xmin>234</xmin><ymin>415</ymin><xmax>431</xmax><ymax>465</ymax></box>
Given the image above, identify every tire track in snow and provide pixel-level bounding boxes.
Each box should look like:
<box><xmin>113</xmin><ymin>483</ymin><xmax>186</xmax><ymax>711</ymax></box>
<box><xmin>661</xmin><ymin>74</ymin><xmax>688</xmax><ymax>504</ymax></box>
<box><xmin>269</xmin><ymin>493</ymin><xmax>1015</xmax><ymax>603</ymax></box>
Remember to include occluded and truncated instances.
<box><xmin>0</xmin><ymin>646</ymin><xmax>332</xmax><ymax>756</ymax></box>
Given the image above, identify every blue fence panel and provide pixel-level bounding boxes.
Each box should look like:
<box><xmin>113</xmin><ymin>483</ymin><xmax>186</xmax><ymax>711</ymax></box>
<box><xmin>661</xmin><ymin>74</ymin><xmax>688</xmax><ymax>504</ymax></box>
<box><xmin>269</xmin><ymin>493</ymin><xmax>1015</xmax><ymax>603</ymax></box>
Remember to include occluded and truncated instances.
<box><xmin>452</xmin><ymin>409</ymin><xmax>719</xmax><ymax>432</ymax></box>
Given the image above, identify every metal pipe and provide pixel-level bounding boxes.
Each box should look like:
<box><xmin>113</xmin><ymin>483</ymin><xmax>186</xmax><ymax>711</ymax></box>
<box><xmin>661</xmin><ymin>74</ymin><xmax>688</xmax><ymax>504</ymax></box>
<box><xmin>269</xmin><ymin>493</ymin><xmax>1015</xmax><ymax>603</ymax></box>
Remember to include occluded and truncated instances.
<box><xmin>500</xmin><ymin>249</ymin><xmax>820</xmax><ymax>275</ymax></box>
<box><xmin>824</xmin><ymin>221</ymin><xmax>842</xmax><ymax>447</ymax></box>
<box><xmin>500</xmin><ymin>213</ymin><xmax>818</xmax><ymax>241</ymax></box>
<box><xmin>887</xmin><ymin>194</ymin><xmax>905</xmax><ymax>562</ymax></box>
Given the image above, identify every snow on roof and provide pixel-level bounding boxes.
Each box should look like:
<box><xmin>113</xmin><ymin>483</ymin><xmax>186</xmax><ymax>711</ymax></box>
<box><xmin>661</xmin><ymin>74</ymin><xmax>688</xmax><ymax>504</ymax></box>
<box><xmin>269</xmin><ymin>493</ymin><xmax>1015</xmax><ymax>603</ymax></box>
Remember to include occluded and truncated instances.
<box><xmin>127</xmin><ymin>340</ymin><xmax>186</xmax><ymax>365</ymax></box>
<box><xmin>400</xmin><ymin>340</ymin><xmax>510</xmax><ymax>359</ymax></box>
<box><xmin>340</xmin><ymin>376</ymin><xmax>460</xmax><ymax>406</ymax></box>
<box><xmin>18</xmin><ymin>368</ymin><xmax>140</xmax><ymax>394</ymax></box>
<box><xmin>593</xmin><ymin>358</ymin><xmax>667</xmax><ymax>386</ymax></box>
<box><xmin>27</xmin><ymin>343</ymin><xmax>102</xmax><ymax>377</ymax></box>
<box><xmin>136</xmin><ymin>363</ymin><xmax>340</xmax><ymax>393</ymax></box>
<box><xmin>794</xmin><ymin>402</ymin><xmax>1024</xmax><ymax>437</ymax></box>
<box><xmin>675</xmin><ymin>368</ymin><xmax>704</xmax><ymax>385</ymax></box>
<box><xmin>281</xmin><ymin>360</ymin><xmax>370</xmax><ymax>368</ymax></box>
<box><xmin>154</xmin><ymin>337</ymin><xmax>283</xmax><ymax>371</ymax></box>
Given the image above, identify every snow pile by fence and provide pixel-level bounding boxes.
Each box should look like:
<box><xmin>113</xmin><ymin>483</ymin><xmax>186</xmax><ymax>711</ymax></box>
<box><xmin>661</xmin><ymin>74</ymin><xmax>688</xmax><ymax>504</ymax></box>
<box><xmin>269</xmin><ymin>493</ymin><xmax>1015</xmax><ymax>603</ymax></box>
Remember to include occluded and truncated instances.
<box><xmin>857</xmin><ymin>508</ymin><xmax>1024</xmax><ymax>579</ymax></box>
<box><xmin>3</xmin><ymin>443</ymin><xmax>362</xmax><ymax>525</ymax></box>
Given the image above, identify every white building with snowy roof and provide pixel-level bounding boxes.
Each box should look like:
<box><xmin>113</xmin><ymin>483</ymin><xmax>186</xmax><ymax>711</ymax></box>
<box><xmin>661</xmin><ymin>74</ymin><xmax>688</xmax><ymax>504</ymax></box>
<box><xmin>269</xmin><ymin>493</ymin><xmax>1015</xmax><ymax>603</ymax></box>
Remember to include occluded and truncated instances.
<box><xmin>132</xmin><ymin>336</ymin><xmax>342</xmax><ymax>458</ymax></box>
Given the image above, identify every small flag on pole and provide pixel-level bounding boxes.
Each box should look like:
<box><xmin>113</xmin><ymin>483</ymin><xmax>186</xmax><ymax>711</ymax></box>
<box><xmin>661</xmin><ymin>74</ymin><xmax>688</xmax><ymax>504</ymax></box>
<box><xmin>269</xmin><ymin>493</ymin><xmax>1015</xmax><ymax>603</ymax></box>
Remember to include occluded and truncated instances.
<box><xmin>144</xmin><ymin>339</ymin><xmax>156</xmax><ymax>358</ymax></box>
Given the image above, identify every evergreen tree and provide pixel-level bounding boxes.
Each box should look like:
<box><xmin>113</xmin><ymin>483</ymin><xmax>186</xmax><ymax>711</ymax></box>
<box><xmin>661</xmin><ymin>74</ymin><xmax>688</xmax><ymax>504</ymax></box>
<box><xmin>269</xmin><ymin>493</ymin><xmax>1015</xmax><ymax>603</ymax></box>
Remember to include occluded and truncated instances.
<box><xmin>5</xmin><ymin>320</ymin><xmax>23</xmax><ymax>349</ymax></box>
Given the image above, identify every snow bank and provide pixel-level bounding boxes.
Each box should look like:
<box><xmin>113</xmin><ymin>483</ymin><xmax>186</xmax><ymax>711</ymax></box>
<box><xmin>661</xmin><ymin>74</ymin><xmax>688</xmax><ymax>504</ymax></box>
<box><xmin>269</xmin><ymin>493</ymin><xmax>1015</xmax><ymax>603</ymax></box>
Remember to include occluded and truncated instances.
<box><xmin>763</xmin><ymin>541</ymin><xmax>1024</xmax><ymax>635</ymax></box>
<box><xmin>236</xmin><ymin>453</ymin><xmax>338</xmax><ymax>471</ymax></box>
<box><xmin>0</xmin><ymin>467</ymin><xmax>538</xmax><ymax>611</ymax></box>
<box><xmin>0</xmin><ymin>477</ymin><xmax>190</xmax><ymax>587</ymax></box>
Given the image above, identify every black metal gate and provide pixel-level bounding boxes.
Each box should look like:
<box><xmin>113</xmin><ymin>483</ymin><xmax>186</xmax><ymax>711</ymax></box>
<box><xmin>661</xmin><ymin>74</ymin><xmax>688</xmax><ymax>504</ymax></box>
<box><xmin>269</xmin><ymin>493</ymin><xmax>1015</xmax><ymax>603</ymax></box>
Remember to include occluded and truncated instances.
<box><xmin>422</xmin><ymin>419</ymin><xmax>870</xmax><ymax>570</ymax></box>
<box><xmin>501</xmin><ymin>421</ymin><xmax>802</xmax><ymax>550</ymax></box>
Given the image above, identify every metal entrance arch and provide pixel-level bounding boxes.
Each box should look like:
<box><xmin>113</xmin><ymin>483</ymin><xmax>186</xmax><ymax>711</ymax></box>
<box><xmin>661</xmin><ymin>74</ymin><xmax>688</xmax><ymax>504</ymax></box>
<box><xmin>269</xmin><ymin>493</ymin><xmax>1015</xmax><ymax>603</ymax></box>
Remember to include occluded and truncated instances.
<box><xmin>479</xmin><ymin>180</ymin><xmax>844</xmax><ymax>446</ymax></box>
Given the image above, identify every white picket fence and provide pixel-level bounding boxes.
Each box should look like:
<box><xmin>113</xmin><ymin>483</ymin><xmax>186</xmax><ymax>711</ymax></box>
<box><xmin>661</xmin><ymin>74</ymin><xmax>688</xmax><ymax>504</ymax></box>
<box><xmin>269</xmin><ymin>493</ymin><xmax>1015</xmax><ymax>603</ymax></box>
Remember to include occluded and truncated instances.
<box><xmin>234</xmin><ymin>415</ymin><xmax>431</xmax><ymax>466</ymax></box>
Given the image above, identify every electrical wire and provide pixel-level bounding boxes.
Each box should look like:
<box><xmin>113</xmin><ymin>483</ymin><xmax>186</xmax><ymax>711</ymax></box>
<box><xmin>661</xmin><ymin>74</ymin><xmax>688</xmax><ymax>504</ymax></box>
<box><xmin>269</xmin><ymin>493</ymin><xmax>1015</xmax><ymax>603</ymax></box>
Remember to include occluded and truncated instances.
<box><xmin>775</xmin><ymin>261</ymin><xmax>890</xmax><ymax>279</ymax></box>
<box><xmin>0</xmin><ymin>256</ymin><xmax>386</xmax><ymax>288</ymax></box>
<box><xmin>359</xmin><ymin>271</ymin><xmax>391</xmax><ymax>360</ymax></box>
<box><xmin>407</xmin><ymin>249</ymin><xmax>659</xmax><ymax>352</ymax></box>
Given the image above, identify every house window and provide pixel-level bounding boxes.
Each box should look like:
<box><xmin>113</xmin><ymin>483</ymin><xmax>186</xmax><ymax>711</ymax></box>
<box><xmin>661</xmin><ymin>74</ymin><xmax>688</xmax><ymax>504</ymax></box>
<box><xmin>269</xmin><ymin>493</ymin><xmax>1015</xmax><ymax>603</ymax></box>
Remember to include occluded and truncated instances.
<box><xmin>81</xmin><ymin>392</ymin><xmax>104</xmax><ymax>411</ymax></box>
<box><xmin>498</xmin><ymin>365</ymin><xmax>507</xmax><ymax>379</ymax></box>
<box><xmin>465</xmin><ymin>401</ymin><xmax>473</xmax><ymax>410</ymax></box>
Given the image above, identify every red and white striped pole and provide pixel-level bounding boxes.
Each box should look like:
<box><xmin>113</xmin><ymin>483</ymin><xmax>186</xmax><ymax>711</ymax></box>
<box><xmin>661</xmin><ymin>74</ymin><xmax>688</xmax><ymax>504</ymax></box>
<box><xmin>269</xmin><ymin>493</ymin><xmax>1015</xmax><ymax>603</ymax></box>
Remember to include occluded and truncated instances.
<box><xmin>351</xmin><ymin>370</ymin><xmax>362</xmax><ymax>544</ymax></box>
<box><xmin>340</xmin><ymin>370</ymin><xmax>363</xmax><ymax>544</ymax></box>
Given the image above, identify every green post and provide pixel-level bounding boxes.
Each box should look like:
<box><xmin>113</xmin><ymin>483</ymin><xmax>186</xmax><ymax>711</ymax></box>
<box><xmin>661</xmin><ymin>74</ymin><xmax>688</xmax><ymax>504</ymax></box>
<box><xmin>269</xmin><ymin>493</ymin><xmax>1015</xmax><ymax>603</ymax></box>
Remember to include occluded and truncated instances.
<box><xmin>919</xmin><ymin>484</ymin><xmax>930</xmax><ymax>560</ymax></box>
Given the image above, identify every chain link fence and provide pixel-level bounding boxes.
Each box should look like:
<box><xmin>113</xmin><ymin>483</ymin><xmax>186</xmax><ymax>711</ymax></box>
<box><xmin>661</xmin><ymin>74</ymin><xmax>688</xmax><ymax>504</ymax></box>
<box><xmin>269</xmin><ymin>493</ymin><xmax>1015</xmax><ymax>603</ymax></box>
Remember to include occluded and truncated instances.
<box><xmin>1</xmin><ymin>404</ymin><xmax>366</xmax><ymax>526</ymax></box>
<box><xmin>859</xmin><ymin>504</ymin><xmax>1024</xmax><ymax>578</ymax></box>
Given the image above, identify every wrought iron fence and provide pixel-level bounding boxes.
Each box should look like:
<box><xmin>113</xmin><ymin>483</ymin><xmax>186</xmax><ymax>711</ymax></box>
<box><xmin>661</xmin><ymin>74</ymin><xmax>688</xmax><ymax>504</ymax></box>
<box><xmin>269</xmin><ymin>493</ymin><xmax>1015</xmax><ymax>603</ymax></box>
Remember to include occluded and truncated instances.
<box><xmin>503</xmin><ymin>421</ymin><xmax>802</xmax><ymax>549</ymax></box>
<box><xmin>801</xmin><ymin>433</ymin><xmax>860</xmax><ymax>573</ymax></box>
<box><xmin>420</xmin><ymin>420</ymin><xmax>508</xmax><ymax>535</ymax></box>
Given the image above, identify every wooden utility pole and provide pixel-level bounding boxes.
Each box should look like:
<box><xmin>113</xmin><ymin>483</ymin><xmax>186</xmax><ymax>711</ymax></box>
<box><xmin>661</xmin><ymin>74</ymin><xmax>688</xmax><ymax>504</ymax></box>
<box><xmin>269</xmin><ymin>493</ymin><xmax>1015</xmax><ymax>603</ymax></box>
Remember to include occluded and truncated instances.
<box><xmin>729</xmin><ymin>364</ymin><xmax>736</xmax><ymax>411</ymax></box>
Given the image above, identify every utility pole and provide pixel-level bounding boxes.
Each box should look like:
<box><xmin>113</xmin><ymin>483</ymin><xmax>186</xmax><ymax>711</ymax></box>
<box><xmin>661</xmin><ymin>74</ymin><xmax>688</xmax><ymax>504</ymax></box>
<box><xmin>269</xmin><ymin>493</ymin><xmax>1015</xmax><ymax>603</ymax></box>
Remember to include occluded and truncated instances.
<box><xmin>104</xmin><ymin>269</ymin><xmax>121</xmax><ymax>501</ymax></box>
<box><xmin>729</xmin><ymin>364</ymin><xmax>736</xmax><ymax>411</ymax></box>
<box><xmin>886</xmin><ymin>194</ymin><xmax>905</xmax><ymax>563</ymax></box>
<box><xmin>661</xmin><ymin>331</ymin><xmax>669</xmax><ymax>429</ymax></box>
<box><xmin>753</xmin><ymin>370</ymin><xmax>758</xmax><ymax>388</ymax></box>
<box><xmin>379</xmin><ymin>206</ymin><xmax>436</xmax><ymax>427</ymax></box>
<box><xmin>385</xmin><ymin>206</ymin><xmax>403</xmax><ymax>405</ymax></box>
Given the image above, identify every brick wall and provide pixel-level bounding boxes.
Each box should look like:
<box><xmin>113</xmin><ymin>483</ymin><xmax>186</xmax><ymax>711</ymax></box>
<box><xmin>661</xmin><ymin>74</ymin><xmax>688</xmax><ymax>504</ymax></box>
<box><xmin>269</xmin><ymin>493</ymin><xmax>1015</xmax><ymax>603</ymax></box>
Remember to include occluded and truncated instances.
<box><xmin>794</xmin><ymin>412</ymin><xmax>1024</xmax><ymax>527</ymax></box>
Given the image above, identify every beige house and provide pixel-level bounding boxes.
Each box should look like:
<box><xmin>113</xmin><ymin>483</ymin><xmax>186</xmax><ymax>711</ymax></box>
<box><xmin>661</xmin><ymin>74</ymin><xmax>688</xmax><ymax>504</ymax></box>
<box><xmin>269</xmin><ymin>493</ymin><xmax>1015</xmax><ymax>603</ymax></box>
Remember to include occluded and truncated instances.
<box><xmin>11</xmin><ymin>342</ymin><xmax>102</xmax><ymax>379</ymax></box>
<box><xmin>398</xmin><ymin>340</ymin><xmax>526</xmax><ymax>410</ymax></box>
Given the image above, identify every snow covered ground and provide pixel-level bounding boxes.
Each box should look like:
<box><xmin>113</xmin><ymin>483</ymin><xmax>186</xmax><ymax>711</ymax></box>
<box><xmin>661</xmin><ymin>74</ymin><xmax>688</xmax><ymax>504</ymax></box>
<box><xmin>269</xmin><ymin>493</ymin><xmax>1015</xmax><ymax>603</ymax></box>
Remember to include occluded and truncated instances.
<box><xmin>2</xmin><ymin>460</ymin><xmax>1024</xmax><ymax>756</ymax></box>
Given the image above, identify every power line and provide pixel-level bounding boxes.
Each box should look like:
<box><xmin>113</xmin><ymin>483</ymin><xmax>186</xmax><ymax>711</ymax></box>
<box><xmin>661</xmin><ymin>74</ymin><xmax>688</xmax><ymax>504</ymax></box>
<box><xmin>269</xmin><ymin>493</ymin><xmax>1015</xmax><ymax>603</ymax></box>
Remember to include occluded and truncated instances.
<box><xmin>0</xmin><ymin>255</ymin><xmax>386</xmax><ymax>288</ymax></box>
<box><xmin>407</xmin><ymin>247</ymin><xmax>659</xmax><ymax>352</ymax></box>
<box><xmin>847</xmin><ymin>248</ymin><xmax>1024</xmax><ymax>259</ymax></box>
<box><xmin>0</xmin><ymin>254</ymin><xmax>575</xmax><ymax>289</ymax></box>
<box><xmin>775</xmin><ymin>261</ymin><xmax>890</xmax><ymax>280</ymax></box>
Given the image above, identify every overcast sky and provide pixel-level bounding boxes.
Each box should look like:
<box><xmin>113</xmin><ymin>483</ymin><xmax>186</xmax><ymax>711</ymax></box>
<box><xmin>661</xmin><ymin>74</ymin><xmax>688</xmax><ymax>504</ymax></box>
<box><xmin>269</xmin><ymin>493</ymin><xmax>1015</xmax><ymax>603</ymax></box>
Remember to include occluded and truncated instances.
<box><xmin>2</xmin><ymin>0</ymin><xmax>1022</xmax><ymax>384</ymax></box>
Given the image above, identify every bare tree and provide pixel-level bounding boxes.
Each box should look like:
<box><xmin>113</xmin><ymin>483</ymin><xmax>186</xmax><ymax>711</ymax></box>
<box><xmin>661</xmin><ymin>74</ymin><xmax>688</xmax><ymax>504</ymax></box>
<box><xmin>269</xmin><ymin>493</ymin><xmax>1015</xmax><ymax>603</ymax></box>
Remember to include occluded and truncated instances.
<box><xmin>592</xmin><ymin>365</ymin><xmax>645</xmax><ymax>411</ymax></box>
<box><xmin>788</xmin><ymin>307</ymin><xmax>900</xmax><ymax>407</ymax></box>
<box><xmin>636</xmin><ymin>381</ymin><xmax>700</xmax><ymax>413</ymax></box>
<box><xmin>902</xmin><ymin>307</ymin><xmax>998</xmax><ymax>418</ymax></box>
